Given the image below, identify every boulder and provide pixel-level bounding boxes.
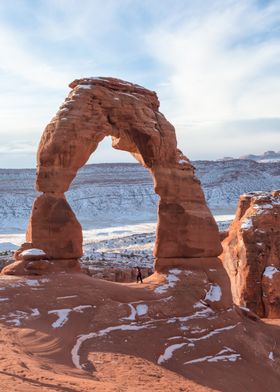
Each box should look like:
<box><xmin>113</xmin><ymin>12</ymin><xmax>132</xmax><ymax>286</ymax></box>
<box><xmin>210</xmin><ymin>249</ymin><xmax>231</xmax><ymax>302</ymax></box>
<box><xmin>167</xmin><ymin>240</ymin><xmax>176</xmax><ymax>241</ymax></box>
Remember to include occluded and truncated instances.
<box><xmin>222</xmin><ymin>190</ymin><xmax>280</xmax><ymax>317</ymax></box>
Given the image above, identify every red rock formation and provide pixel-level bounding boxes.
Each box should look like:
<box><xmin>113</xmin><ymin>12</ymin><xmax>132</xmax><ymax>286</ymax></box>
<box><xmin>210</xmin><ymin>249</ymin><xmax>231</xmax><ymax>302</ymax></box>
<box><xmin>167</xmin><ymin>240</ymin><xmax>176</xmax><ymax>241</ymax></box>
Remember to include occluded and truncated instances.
<box><xmin>222</xmin><ymin>190</ymin><xmax>280</xmax><ymax>317</ymax></box>
<box><xmin>3</xmin><ymin>77</ymin><xmax>222</xmax><ymax>275</ymax></box>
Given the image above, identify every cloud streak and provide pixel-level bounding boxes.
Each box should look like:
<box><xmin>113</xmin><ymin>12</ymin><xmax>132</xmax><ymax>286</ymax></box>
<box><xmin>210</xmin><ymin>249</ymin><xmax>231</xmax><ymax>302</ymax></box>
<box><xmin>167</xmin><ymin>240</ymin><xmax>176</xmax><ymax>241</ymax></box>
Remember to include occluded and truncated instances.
<box><xmin>147</xmin><ymin>1</ymin><xmax>280</xmax><ymax>122</ymax></box>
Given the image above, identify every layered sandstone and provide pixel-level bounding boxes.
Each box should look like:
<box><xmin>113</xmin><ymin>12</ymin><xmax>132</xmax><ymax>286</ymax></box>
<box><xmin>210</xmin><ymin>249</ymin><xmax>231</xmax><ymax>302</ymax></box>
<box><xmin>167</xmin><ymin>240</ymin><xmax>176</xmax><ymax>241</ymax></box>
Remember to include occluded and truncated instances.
<box><xmin>3</xmin><ymin>77</ymin><xmax>221</xmax><ymax>275</ymax></box>
<box><xmin>222</xmin><ymin>190</ymin><xmax>280</xmax><ymax>317</ymax></box>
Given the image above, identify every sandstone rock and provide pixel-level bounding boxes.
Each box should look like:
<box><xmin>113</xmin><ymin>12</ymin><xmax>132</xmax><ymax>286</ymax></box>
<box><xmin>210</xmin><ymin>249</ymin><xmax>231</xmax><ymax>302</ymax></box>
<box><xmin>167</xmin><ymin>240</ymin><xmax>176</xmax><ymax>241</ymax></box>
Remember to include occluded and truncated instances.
<box><xmin>222</xmin><ymin>190</ymin><xmax>280</xmax><ymax>317</ymax></box>
<box><xmin>6</xmin><ymin>77</ymin><xmax>221</xmax><ymax>275</ymax></box>
<box><xmin>25</xmin><ymin>259</ymin><xmax>50</xmax><ymax>271</ymax></box>
<box><xmin>26</xmin><ymin>194</ymin><xmax>82</xmax><ymax>260</ymax></box>
<box><xmin>1</xmin><ymin>258</ymin><xmax>80</xmax><ymax>276</ymax></box>
<box><xmin>1</xmin><ymin>260</ymin><xmax>29</xmax><ymax>275</ymax></box>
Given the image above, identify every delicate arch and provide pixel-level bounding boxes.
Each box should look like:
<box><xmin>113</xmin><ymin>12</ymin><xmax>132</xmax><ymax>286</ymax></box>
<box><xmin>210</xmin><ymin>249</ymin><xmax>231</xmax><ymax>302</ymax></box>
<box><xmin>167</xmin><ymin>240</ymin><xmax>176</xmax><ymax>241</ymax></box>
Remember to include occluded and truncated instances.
<box><xmin>25</xmin><ymin>77</ymin><xmax>221</xmax><ymax>271</ymax></box>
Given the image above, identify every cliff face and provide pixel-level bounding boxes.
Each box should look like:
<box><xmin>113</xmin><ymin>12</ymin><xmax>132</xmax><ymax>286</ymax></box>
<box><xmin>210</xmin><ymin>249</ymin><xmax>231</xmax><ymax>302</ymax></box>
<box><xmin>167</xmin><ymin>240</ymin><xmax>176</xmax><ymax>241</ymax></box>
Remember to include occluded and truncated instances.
<box><xmin>222</xmin><ymin>190</ymin><xmax>280</xmax><ymax>317</ymax></box>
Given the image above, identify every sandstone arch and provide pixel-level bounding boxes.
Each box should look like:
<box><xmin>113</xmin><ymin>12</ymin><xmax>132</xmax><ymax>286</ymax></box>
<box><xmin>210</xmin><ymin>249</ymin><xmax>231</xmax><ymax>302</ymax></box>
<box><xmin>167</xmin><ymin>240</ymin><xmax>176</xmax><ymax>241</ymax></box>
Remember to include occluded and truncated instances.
<box><xmin>14</xmin><ymin>77</ymin><xmax>222</xmax><ymax>273</ymax></box>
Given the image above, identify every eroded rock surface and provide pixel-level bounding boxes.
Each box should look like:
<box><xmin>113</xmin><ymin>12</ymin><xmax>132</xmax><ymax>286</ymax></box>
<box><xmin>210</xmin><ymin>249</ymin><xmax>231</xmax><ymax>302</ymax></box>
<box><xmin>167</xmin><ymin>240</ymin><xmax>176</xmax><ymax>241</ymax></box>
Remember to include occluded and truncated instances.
<box><xmin>222</xmin><ymin>190</ymin><xmax>280</xmax><ymax>317</ymax></box>
<box><xmin>3</xmin><ymin>77</ymin><xmax>221</xmax><ymax>274</ymax></box>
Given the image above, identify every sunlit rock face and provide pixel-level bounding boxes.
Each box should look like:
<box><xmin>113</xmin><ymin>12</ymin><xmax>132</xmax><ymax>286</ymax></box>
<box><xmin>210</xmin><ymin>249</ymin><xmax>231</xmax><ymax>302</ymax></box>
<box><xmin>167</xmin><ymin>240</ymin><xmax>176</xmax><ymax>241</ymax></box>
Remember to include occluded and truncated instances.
<box><xmin>2</xmin><ymin>77</ymin><xmax>221</xmax><ymax>275</ymax></box>
<box><xmin>222</xmin><ymin>190</ymin><xmax>280</xmax><ymax>318</ymax></box>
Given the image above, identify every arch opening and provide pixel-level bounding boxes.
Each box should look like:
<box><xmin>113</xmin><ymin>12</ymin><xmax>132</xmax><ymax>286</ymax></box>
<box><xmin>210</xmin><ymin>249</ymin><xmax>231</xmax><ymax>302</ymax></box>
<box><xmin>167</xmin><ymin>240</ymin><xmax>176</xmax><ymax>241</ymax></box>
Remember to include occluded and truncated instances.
<box><xmin>67</xmin><ymin>136</ymin><xmax>158</xmax><ymax>280</ymax></box>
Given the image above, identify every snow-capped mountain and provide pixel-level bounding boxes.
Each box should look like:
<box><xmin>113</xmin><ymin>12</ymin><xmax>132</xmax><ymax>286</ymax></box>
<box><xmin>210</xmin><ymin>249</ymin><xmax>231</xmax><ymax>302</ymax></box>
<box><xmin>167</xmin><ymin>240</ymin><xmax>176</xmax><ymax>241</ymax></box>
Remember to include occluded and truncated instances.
<box><xmin>0</xmin><ymin>160</ymin><xmax>279</xmax><ymax>233</ymax></box>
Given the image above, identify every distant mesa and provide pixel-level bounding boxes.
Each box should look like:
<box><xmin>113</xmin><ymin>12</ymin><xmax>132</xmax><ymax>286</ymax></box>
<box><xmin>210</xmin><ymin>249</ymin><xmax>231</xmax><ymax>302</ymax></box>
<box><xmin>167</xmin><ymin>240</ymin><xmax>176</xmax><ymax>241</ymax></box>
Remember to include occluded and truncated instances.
<box><xmin>220</xmin><ymin>150</ymin><xmax>280</xmax><ymax>162</ymax></box>
<box><xmin>0</xmin><ymin>242</ymin><xmax>18</xmax><ymax>252</ymax></box>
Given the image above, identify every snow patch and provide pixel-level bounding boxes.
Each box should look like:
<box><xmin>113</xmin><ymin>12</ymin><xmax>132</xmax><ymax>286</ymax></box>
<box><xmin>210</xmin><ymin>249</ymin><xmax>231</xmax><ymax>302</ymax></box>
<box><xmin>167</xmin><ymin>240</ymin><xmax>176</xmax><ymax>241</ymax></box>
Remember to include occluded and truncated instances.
<box><xmin>193</xmin><ymin>301</ymin><xmax>207</xmax><ymax>309</ymax></box>
<box><xmin>269</xmin><ymin>351</ymin><xmax>274</xmax><ymax>361</ymax></box>
<box><xmin>49</xmin><ymin>305</ymin><xmax>94</xmax><ymax>328</ymax></box>
<box><xmin>136</xmin><ymin>304</ymin><xmax>148</xmax><ymax>316</ymax></box>
<box><xmin>71</xmin><ymin>323</ymin><xmax>152</xmax><ymax>369</ymax></box>
<box><xmin>49</xmin><ymin>309</ymin><xmax>71</xmax><ymax>328</ymax></box>
<box><xmin>205</xmin><ymin>284</ymin><xmax>222</xmax><ymax>302</ymax></box>
<box><xmin>57</xmin><ymin>295</ymin><xmax>78</xmax><ymax>300</ymax></box>
<box><xmin>158</xmin><ymin>343</ymin><xmax>187</xmax><ymax>364</ymax></box>
<box><xmin>118</xmin><ymin>92</ymin><xmax>139</xmax><ymax>99</ymax></box>
<box><xmin>123</xmin><ymin>302</ymin><xmax>148</xmax><ymax>320</ymax></box>
<box><xmin>4</xmin><ymin>310</ymin><xmax>29</xmax><ymax>326</ymax></box>
<box><xmin>123</xmin><ymin>304</ymin><xmax>137</xmax><ymax>321</ymax></box>
<box><xmin>31</xmin><ymin>308</ymin><xmax>40</xmax><ymax>317</ymax></box>
<box><xmin>241</xmin><ymin>218</ymin><xmax>253</xmax><ymax>230</ymax></box>
<box><xmin>21</xmin><ymin>248</ymin><xmax>46</xmax><ymax>257</ymax></box>
<box><xmin>263</xmin><ymin>266</ymin><xmax>279</xmax><ymax>279</ymax></box>
<box><xmin>154</xmin><ymin>270</ymin><xmax>181</xmax><ymax>294</ymax></box>
<box><xmin>239</xmin><ymin>306</ymin><xmax>250</xmax><ymax>312</ymax></box>
<box><xmin>77</xmin><ymin>84</ymin><xmax>92</xmax><ymax>90</ymax></box>
<box><xmin>73</xmin><ymin>305</ymin><xmax>93</xmax><ymax>313</ymax></box>
<box><xmin>188</xmin><ymin>324</ymin><xmax>240</xmax><ymax>343</ymax></box>
<box><xmin>185</xmin><ymin>348</ymin><xmax>241</xmax><ymax>364</ymax></box>
<box><xmin>25</xmin><ymin>279</ymin><xmax>40</xmax><ymax>287</ymax></box>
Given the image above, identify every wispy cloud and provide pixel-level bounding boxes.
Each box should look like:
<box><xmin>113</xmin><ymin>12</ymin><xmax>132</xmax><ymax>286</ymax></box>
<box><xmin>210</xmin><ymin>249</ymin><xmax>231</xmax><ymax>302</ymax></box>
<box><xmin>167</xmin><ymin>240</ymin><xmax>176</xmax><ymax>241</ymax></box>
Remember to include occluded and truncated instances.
<box><xmin>147</xmin><ymin>0</ymin><xmax>280</xmax><ymax>123</ymax></box>
<box><xmin>0</xmin><ymin>142</ymin><xmax>37</xmax><ymax>154</ymax></box>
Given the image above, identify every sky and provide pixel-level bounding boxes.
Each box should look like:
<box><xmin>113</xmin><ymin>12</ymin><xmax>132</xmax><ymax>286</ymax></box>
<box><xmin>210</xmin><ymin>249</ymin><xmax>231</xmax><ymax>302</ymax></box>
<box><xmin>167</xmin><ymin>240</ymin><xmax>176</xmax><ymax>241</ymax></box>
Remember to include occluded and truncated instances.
<box><xmin>0</xmin><ymin>0</ymin><xmax>279</xmax><ymax>168</ymax></box>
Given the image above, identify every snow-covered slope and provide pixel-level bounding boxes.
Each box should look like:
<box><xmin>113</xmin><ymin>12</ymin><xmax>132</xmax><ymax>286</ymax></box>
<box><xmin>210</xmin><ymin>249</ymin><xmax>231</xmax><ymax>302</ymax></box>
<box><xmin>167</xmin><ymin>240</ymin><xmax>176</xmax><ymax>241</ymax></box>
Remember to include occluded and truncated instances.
<box><xmin>195</xmin><ymin>159</ymin><xmax>280</xmax><ymax>211</ymax></box>
<box><xmin>0</xmin><ymin>160</ymin><xmax>279</xmax><ymax>233</ymax></box>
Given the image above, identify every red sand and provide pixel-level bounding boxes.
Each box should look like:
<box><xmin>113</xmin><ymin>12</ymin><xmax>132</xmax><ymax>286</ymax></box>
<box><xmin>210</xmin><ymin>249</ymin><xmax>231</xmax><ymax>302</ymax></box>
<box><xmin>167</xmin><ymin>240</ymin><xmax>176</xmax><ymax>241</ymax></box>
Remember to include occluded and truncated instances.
<box><xmin>0</xmin><ymin>271</ymin><xmax>280</xmax><ymax>391</ymax></box>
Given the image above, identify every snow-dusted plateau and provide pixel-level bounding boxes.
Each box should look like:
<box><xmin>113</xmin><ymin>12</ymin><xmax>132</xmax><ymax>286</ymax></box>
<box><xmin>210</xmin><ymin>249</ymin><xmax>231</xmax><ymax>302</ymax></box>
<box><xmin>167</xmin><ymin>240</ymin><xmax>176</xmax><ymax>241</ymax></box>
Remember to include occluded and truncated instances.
<box><xmin>0</xmin><ymin>159</ymin><xmax>279</xmax><ymax>273</ymax></box>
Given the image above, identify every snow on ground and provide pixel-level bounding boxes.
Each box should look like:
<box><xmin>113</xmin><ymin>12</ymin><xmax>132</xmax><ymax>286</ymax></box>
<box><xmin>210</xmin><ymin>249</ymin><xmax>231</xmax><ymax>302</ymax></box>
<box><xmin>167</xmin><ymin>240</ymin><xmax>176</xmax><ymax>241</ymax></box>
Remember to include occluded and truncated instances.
<box><xmin>154</xmin><ymin>269</ymin><xmax>182</xmax><ymax>294</ymax></box>
<box><xmin>48</xmin><ymin>305</ymin><xmax>94</xmax><ymax>328</ymax></box>
<box><xmin>21</xmin><ymin>248</ymin><xmax>46</xmax><ymax>257</ymax></box>
<box><xmin>158</xmin><ymin>343</ymin><xmax>188</xmax><ymax>364</ymax></box>
<box><xmin>0</xmin><ymin>310</ymin><xmax>30</xmax><ymax>326</ymax></box>
<box><xmin>71</xmin><ymin>323</ymin><xmax>154</xmax><ymax>370</ymax></box>
<box><xmin>1</xmin><ymin>160</ymin><xmax>278</xmax><ymax>272</ymax></box>
<box><xmin>205</xmin><ymin>284</ymin><xmax>222</xmax><ymax>302</ymax></box>
<box><xmin>184</xmin><ymin>347</ymin><xmax>241</xmax><ymax>364</ymax></box>
<box><xmin>136</xmin><ymin>304</ymin><xmax>148</xmax><ymax>316</ymax></box>
<box><xmin>269</xmin><ymin>352</ymin><xmax>274</xmax><ymax>361</ymax></box>
<box><xmin>263</xmin><ymin>266</ymin><xmax>279</xmax><ymax>279</ymax></box>
<box><xmin>1</xmin><ymin>159</ymin><xmax>278</xmax><ymax>237</ymax></box>
<box><xmin>1</xmin><ymin>214</ymin><xmax>234</xmax><ymax>273</ymax></box>
<box><xmin>123</xmin><ymin>303</ymin><xmax>149</xmax><ymax>320</ymax></box>
<box><xmin>48</xmin><ymin>309</ymin><xmax>71</xmax><ymax>328</ymax></box>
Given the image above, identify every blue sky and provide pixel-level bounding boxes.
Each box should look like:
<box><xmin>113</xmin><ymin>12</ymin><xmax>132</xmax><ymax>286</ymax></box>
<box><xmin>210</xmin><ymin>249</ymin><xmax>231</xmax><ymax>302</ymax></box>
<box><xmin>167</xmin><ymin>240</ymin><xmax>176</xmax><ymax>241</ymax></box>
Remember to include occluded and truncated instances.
<box><xmin>0</xmin><ymin>0</ymin><xmax>279</xmax><ymax>168</ymax></box>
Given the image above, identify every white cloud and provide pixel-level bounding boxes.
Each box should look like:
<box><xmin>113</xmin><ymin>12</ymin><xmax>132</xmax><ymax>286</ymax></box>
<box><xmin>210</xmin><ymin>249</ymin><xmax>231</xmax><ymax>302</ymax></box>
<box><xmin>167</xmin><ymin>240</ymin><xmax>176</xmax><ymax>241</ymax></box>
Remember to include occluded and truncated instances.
<box><xmin>0</xmin><ymin>142</ymin><xmax>37</xmax><ymax>154</ymax></box>
<box><xmin>0</xmin><ymin>25</ymin><xmax>72</xmax><ymax>89</ymax></box>
<box><xmin>146</xmin><ymin>1</ymin><xmax>280</xmax><ymax>123</ymax></box>
<box><xmin>0</xmin><ymin>0</ymin><xmax>279</xmax><ymax>166</ymax></box>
